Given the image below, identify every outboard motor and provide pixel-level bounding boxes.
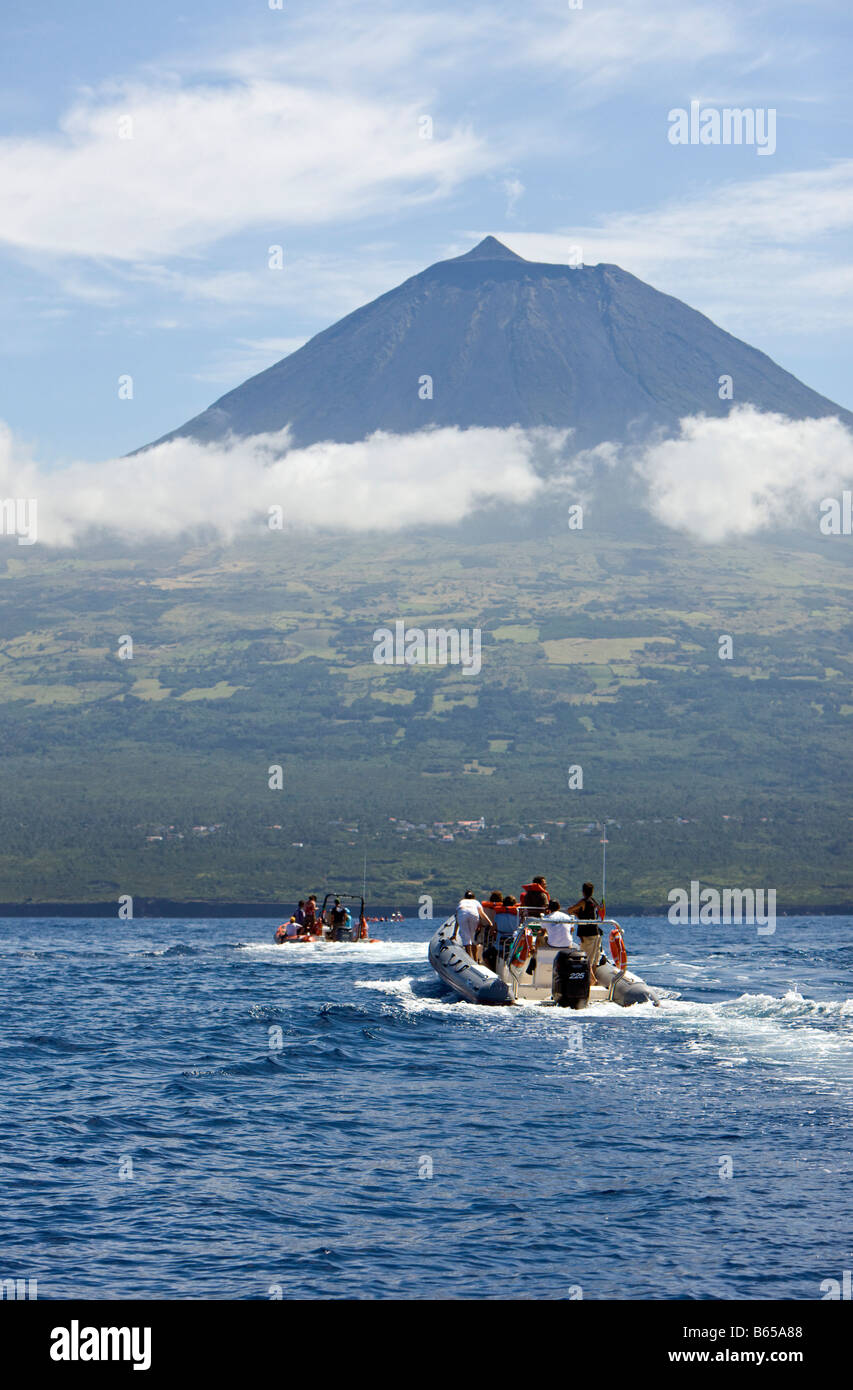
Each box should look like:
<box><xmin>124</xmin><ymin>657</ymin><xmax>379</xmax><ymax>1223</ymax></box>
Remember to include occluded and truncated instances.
<box><xmin>553</xmin><ymin>949</ymin><xmax>591</xmax><ymax>1009</ymax></box>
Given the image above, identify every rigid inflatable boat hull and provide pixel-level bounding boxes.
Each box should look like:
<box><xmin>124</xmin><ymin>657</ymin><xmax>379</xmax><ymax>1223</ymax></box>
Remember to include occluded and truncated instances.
<box><xmin>428</xmin><ymin>917</ymin><xmax>659</xmax><ymax>1008</ymax></box>
<box><xmin>591</xmin><ymin>958</ymin><xmax>659</xmax><ymax>1007</ymax></box>
<box><xmin>428</xmin><ymin>922</ymin><xmax>512</xmax><ymax>1004</ymax></box>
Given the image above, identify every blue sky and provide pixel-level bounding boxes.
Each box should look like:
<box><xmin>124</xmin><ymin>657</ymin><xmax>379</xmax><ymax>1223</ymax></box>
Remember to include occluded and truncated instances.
<box><xmin>1</xmin><ymin>0</ymin><xmax>852</xmax><ymax>461</ymax></box>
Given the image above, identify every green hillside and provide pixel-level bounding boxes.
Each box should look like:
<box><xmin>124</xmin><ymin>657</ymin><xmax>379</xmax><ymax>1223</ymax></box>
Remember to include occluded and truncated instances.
<box><xmin>0</xmin><ymin>522</ymin><xmax>851</xmax><ymax>909</ymax></box>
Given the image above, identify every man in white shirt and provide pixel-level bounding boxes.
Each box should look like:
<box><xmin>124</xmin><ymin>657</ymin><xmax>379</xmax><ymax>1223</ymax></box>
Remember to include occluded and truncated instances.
<box><xmin>455</xmin><ymin>890</ymin><xmax>492</xmax><ymax>961</ymax></box>
<box><xmin>537</xmin><ymin>900</ymin><xmax>575</xmax><ymax>948</ymax></box>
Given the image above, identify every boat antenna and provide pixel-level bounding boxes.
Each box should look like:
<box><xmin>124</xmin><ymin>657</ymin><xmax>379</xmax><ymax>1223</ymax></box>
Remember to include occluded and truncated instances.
<box><xmin>362</xmin><ymin>850</ymin><xmax>367</xmax><ymax>901</ymax></box>
<box><xmin>599</xmin><ymin>821</ymin><xmax>608</xmax><ymax>920</ymax></box>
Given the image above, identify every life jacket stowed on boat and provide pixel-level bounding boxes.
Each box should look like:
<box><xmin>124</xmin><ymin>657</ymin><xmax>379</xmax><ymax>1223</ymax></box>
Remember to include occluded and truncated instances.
<box><xmin>609</xmin><ymin>927</ymin><xmax>628</xmax><ymax>971</ymax></box>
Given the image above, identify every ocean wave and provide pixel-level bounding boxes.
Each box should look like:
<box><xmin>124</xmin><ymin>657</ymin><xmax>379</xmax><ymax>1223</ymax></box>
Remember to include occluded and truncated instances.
<box><xmin>354</xmin><ymin>975</ymin><xmax>853</xmax><ymax>1083</ymax></box>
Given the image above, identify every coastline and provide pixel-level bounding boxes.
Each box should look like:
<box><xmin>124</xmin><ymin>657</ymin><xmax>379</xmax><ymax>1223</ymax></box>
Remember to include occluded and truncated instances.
<box><xmin>0</xmin><ymin>900</ymin><xmax>850</xmax><ymax>918</ymax></box>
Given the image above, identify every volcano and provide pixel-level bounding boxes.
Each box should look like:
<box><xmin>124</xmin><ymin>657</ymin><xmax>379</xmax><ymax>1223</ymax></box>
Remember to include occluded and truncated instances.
<box><xmin>145</xmin><ymin>236</ymin><xmax>853</xmax><ymax>451</ymax></box>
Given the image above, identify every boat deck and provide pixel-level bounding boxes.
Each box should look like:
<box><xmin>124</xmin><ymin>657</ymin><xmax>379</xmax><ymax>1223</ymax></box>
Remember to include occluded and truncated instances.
<box><xmin>496</xmin><ymin>943</ymin><xmax>609</xmax><ymax>1003</ymax></box>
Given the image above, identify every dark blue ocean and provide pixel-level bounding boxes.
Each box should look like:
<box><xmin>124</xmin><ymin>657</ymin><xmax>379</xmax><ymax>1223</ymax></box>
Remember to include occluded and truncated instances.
<box><xmin>2</xmin><ymin>915</ymin><xmax>852</xmax><ymax>1300</ymax></box>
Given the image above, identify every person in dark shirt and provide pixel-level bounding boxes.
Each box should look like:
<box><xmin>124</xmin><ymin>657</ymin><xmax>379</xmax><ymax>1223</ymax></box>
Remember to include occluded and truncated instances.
<box><xmin>567</xmin><ymin>882</ymin><xmax>603</xmax><ymax>975</ymax></box>
<box><xmin>329</xmin><ymin>898</ymin><xmax>350</xmax><ymax>940</ymax></box>
<box><xmin>519</xmin><ymin>876</ymin><xmax>550</xmax><ymax>915</ymax></box>
<box><xmin>568</xmin><ymin>882</ymin><xmax>600</xmax><ymax>920</ymax></box>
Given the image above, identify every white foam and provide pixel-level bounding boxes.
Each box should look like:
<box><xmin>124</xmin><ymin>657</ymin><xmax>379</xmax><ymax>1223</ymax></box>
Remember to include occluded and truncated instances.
<box><xmin>355</xmin><ymin>974</ymin><xmax>853</xmax><ymax>1084</ymax></box>
<box><xmin>652</xmin><ymin>991</ymin><xmax>853</xmax><ymax>1084</ymax></box>
<box><xmin>239</xmin><ymin>940</ymin><xmax>428</xmax><ymax>966</ymax></box>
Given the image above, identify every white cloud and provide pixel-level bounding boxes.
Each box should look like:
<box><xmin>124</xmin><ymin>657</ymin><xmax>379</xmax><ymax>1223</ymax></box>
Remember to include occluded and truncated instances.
<box><xmin>633</xmin><ymin>406</ymin><xmax>853</xmax><ymax>541</ymax></box>
<box><xmin>0</xmin><ymin>1</ymin><xmax>763</xmax><ymax>269</ymax></box>
<box><xmin>503</xmin><ymin>178</ymin><xmax>524</xmax><ymax>218</ymax></box>
<box><xmin>223</xmin><ymin>1</ymin><xmax>746</xmax><ymax>94</ymax></box>
<box><xmin>0</xmin><ymin>79</ymin><xmax>492</xmax><ymax>261</ymax></box>
<box><xmin>490</xmin><ymin>160</ymin><xmax>853</xmax><ymax>332</ymax></box>
<box><xmin>5</xmin><ymin>407</ymin><xmax>849</xmax><ymax>550</ymax></box>
<box><xmin>520</xmin><ymin>1</ymin><xmax>741</xmax><ymax>90</ymax></box>
<box><xmin>0</xmin><ymin>423</ymin><xmax>563</xmax><ymax>547</ymax></box>
<box><xmin>128</xmin><ymin>250</ymin><xmax>423</xmax><ymax>321</ymax></box>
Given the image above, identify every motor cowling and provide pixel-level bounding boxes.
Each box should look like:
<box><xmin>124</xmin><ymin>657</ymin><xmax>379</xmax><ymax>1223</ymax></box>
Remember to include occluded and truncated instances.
<box><xmin>553</xmin><ymin>949</ymin><xmax>591</xmax><ymax>1009</ymax></box>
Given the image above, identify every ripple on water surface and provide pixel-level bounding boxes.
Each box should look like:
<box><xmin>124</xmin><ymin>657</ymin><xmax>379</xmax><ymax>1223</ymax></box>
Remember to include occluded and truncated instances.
<box><xmin>0</xmin><ymin>916</ymin><xmax>851</xmax><ymax>1298</ymax></box>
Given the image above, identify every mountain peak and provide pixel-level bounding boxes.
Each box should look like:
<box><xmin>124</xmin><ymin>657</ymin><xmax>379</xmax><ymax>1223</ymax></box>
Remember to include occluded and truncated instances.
<box><xmin>142</xmin><ymin>238</ymin><xmax>853</xmax><ymax>455</ymax></box>
<box><xmin>454</xmin><ymin>235</ymin><xmax>526</xmax><ymax>262</ymax></box>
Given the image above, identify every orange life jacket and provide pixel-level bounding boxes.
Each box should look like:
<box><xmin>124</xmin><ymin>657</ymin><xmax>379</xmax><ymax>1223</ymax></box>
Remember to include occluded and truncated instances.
<box><xmin>520</xmin><ymin>883</ymin><xmax>549</xmax><ymax>911</ymax></box>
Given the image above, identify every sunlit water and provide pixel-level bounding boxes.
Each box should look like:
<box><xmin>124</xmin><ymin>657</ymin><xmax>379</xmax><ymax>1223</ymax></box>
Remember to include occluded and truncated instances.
<box><xmin>1</xmin><ymin>916</ymin><xmax>851</xmax><ymax>1299</ymax></box>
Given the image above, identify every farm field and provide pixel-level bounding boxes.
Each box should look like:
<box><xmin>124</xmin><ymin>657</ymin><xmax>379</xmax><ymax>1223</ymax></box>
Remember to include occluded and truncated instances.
<box><xmin>0</xmin><ymin>520</ymin><xmax>851</xmax><ymax>907</ymax></box>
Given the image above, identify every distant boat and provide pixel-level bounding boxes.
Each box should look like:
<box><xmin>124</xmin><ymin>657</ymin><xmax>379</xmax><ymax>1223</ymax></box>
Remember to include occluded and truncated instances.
<box><xmin>274</xmin><ymin>892</ymin><xmax>379</xmax><ymax>944</ymax></box>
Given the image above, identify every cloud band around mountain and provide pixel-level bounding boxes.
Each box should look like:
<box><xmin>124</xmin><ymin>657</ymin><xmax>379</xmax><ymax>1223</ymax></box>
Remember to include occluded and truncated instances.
<box><xmin>0</xmin><ymin>424</ymin><xmax>557</xmax><ymax>547</ymax></box>
<box><xmin>2</xmin><ymin>409</ymin><xmax>852</xmax><ymax>548</ymax></box>
<box><xmin>633</xmin><ymin>406</ymin><xmax>853</xmax><ymax>542</ymax></box>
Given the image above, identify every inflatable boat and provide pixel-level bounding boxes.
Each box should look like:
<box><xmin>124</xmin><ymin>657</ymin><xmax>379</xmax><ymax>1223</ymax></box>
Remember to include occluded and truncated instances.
<box><xmin>274</xmin><ymin>892</ymin><xmax>378</xmax><ymax>944</ymax></box>
<box><xmin>428</xmin><ymin>911</ymin><xmax>659</xmax><ymax>1008</ymax></box>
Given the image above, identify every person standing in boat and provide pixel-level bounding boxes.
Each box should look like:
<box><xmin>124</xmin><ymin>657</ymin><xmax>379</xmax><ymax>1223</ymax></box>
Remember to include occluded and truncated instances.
<box><xmin>481</xmin><ymin>891</ymin><xmax>504</xmax><ymax>947</ymax></box>
<box><xmin>519</xmin><ymin>876</ymin><xmax>550</xmax><ymax>916</ymax></box>
<box><xmin>455</xmin><ymin>890</ymin><xmax>492</xmax><ymax>961</ymax></box>
<box><xmin>567</xmin><ymin>882</ymin><xmax>603</xmax><ymax>975</ymax></box>
<box><xmin>329</xmin><ymin>898</ymin><xmax>351</xmax><ymax>941</ymax></box>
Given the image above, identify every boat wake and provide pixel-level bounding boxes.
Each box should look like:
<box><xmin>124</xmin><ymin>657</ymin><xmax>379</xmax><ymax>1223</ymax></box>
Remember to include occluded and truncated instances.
<box><xmin>355</xmin><ymin>975</ymin><xmax>853</xmax><ymax>1084</ymax></box>
<box><xmin>661</xmin><ymin>990</ymin><xmax>853</xmax><ymax>1083</ymax></box>
<box><xmin>237</xmin><ymin>940</ymin><xmax>427</xmax><ymax>965</ymax></box>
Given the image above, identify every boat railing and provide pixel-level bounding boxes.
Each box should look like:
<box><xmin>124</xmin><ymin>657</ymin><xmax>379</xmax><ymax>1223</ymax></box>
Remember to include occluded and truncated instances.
<box><xmin>445</xmin><ymin>910</ymin><xmax>623</xmax><ymax>955</ymax></box>
<box><xmin>501</xmin><ymin>914</ymin><xmax>623</xmax><ymax>954</ymax></box>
